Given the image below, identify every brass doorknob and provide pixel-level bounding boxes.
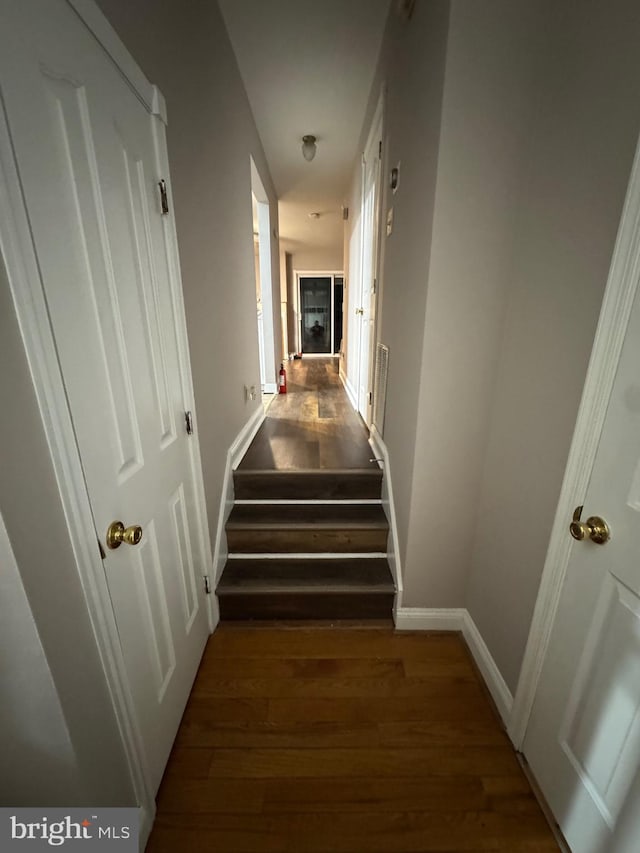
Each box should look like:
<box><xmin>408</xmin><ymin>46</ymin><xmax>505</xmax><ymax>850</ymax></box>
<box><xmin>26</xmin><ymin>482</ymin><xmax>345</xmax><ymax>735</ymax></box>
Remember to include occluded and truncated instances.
<box><xmin>569</xmin><ymin>506</ymin><xmax>610</xmax><ymax>545</ymax></box>
<box><xmin>106</xmin><ymin>520</ymin><xmax>143</xmax><ymax>550</ymax></box>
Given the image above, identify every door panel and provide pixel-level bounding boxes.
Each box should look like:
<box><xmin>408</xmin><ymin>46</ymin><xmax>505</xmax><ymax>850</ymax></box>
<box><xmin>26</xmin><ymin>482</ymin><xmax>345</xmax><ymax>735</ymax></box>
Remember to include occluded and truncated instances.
<box><xmin>523</xmin><ymin>235</ymin><xmax>640</xmax><ymax>850</ymax></box>
<box><xmin>0</xmin><ymin>0</ymin><xmax>209</xmax><ymax>793</ymax></box>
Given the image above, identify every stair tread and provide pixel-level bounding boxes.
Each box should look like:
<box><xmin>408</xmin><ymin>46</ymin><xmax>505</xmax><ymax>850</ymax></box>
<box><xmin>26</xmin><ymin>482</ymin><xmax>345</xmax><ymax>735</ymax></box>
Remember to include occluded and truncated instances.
<box><xmin>218</xmin><ymin>557</ymin><xmax>394</xmax><ymax>594</ymax></box>
<box><xmin>227</xmin><ymin>504</ymin><xmax>388</xmax><ymax>529</ymax></box>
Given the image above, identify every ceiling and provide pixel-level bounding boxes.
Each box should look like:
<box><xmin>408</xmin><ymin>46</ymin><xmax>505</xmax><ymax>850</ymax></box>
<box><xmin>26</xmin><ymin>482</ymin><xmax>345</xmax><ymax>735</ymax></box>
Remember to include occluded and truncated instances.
<box><xmin>219</xmin><ymin>0</ymin><xmax>390</xmax><ymax>263</ymax></box>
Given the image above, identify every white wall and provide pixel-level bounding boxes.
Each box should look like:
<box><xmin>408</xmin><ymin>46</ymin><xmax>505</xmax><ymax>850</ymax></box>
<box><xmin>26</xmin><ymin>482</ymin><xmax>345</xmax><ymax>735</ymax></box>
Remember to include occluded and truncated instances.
<box><xmin>345</xmin><ymin>0</ymin><xmax>451</xmax><ymax>559</ymax></box>
<box><xmin>355</xmin><ymin>0</ymin><xmax>640</xmax><ymax>697</ymax></box>
<box><xmin>292</xmin><ymin>247</ymin><xmax>344</xmax><ymax>272</ymax></box>
<box><xmin>465</xmin><ymin>0</ymin><xmax>640</xmax><ymax>691</ymax></box>
<box><xmin>0</xmin><ymin>513</ymin><xmax>76</xmax><ymax>803</ymax></box>
<box><xmin>96</xmin><ymin>0</ymin><xmax>281</xmax><ymax>545</ymax></box>
<box><xmin>403</xmin><ymin>0</ymin><xmax>545</xmax><ymax>607</ymax></box>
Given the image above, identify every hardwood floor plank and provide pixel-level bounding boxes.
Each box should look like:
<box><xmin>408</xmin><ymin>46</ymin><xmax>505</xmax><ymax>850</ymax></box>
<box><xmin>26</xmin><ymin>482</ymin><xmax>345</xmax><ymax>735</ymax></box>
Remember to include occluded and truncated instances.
<box><xmin>268</xmin><ymin>695</ymin><xmax>496</xmax><ymax>724</ymax></box>
<box><xmin>194</xmin><ymin>655</ymin><xmax>405</xmax><ymax>680</ymax></box>
<box><xmin>147</xmin><ymin>627</ymin><xmax>559</xmax><ymax>852</ymax></box>
<box><xmin>176</xmin><ymin>696</ymin><xmax>269</xmax><ymax>722</ymax></box>
<box><xmin>191</xmin><ymin>675</ymin><xmax>488</xmax><ymax>700</ymax></box>
<box><xmin>261</xmin><ymin>775</ymin><xmax>488</xmax><ymax>813</ymax></box>
<box><xmin>155</xmin><ymin>778</ymin><xmax>265</xmax><ymax>814</ymax></box>
<box><xmin>377</xmin><ymin>719</ymin><xmax>509</xmax><ymax>748</ymax></box>
<box><xmin>148</xmin><ymin>811</ymin><xmax>558</xmax><ymax>852</ymax></box>
<box><xmin>205</xmin><ymin>627</ymin><xmax>470</xmax><ymax>660</ymax></box>
<box><xmin>205</xmin><ymin>746</ymin><xmax>522</xmax><ymax>778</ymax></box>
<box><xmin>174</xmin><ymin>719</ymin><xmax>381</xmax><ymax>749</ymax></box>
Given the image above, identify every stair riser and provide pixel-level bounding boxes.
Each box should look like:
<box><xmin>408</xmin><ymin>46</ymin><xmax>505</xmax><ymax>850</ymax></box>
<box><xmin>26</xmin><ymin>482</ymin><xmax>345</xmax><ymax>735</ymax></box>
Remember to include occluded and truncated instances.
<box><xmin>234</xmin><ymin>473</ymin><xmax>382</xmax><ymax>500</ymax></box>
<box><xmin>227</xmin><ymin>529</ymin><xmax>388</xmax><ymax>553</ymax></box>
<box><xmin>218</xmin><ymin>592</ymin><xmax>395</xmax><ymax>621</ymax></box>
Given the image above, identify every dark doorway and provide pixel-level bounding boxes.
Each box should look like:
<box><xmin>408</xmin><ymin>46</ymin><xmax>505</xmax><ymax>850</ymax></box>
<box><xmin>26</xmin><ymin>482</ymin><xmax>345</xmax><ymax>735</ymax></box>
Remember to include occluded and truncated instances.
<box><xmin>298</xmin><ymin>274</ymin><xmax>344</xmax><ymax>355</ymax></box>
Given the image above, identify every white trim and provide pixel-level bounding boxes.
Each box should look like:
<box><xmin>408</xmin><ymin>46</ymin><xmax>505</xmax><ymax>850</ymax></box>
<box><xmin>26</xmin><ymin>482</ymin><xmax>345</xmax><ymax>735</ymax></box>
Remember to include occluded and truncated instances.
<box><xmin>509</xmin><ymin>132</ymin><xmax>640</xmax><ymax>748</ymax></box>
<box><xmin>393</xmin><ymin>607</ymin><xmax>514</xmax><ymax>727</ymax></box>
<box><xmin>295</xmin><ymin>269</ymin><xmax>346</xmax><ymax>276</ymax></box>
<box><xmin>462</xmin><ymin>612</ymin><xmax>514</xmax><ymax>726</ymax></box>
<box><xmin>150</xmin><ymin>110</ymin><xmax>216</xmax><ymax>633</ymax></box>
<box><xmin>0</xmin><ymin>65</ymin><xmax>154</xmax><ymax>825</ymax></box>
<box><xmin>339</xmin><ymin>367</ymin><xmax>359</xmax><ymax>410</ymax></box>
<box><xmin>394</xmin><ymin>607</ymin><xmax>465</xmax><ymax>631</ymax></box>
<box><xmin>226</xmin><ymin>552</ymin><xmax>389</xmax><ymax>560</ymax></box>
<box><xmin>234</xmin><ymin>499</ymin><xmax>382</xmax><ymax>506</ymax></box>
<box><xmin>369</xmin><ymin>425</ymin><xmax>403</xmax><ymax>597</ymax></box>
<box><xmin>356</xmin><ymin>90</ymin><xmax>384</xmax><ymax>425</ymax></box>
<box><xmin>295</xmin><ymin>353</ymin><xmax>340</xmax><ymax>360</ymax></box>
<box><xmin>231</xmin><ymin>405</ymin><xmax>266</xmax><ymax>469</ymax></box>
<box><xmin>296</xmin><ymin>271</ymin><xmax>344</xmax><ymax>357</ymax></box>
<box><xmin>212</xmin><ymin>406</ymin><xmax>266</xmax><ymax>583</ymax></box>
<box><xmin>66</xmin><ymin>0</ymin><xmax>164</xmax><ymax>122</ymax></box>
<box><xmin>263</xmin><ymin>381</ymin><xmax>278</xmax><ymax>394</ymax></box>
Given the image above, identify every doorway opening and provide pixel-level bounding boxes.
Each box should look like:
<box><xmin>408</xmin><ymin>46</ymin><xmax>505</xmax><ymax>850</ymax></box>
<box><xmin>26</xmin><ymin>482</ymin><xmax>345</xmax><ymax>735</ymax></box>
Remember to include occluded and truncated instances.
<box><xmin>348</xmin><ymin>94</ymin><xmax>383</xmax><ymax>424</ymax></box>
<box><xmin>296</xmin><ymin>272</ymin><xmax>344</xmax><ymax>356</ymax></box>
<box><xmin>250</xmin><ymin>157</ymin><xmax>278</xmax><ymax>394</ymax></box>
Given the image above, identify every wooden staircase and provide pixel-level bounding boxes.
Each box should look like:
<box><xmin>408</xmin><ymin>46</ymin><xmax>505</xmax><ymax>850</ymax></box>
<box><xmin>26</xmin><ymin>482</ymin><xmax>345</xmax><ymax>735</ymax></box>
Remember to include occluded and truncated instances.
<box><xmin>217</xmin><ymin>468</ymin><xmax>395</xmax><ymax>620</ymax></box>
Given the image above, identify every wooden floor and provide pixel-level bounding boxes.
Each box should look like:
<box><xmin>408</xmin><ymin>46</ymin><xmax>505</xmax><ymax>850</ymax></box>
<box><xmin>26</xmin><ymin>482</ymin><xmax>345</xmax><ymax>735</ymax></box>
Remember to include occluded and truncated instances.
<box><xmin>148</xmin><ymin>627</ymin><xmax>560</xmax><ymax>852</ymax></box>
<box><xmin>239</xmin><ymin>358</ymin><xmax>377</xmax><ymax>470</ymax></box>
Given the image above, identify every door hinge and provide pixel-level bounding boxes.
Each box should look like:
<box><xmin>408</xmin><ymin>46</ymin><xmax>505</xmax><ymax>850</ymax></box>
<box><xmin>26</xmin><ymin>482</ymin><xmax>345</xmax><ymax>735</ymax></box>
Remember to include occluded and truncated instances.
<box><xmin>372</xmin><ymin>277</ymin><xmax>377</xmax><ymax>294</ymax></box>
<box><xmin>368</xmin><ymin>391</ymin><xmax>373</xmax><ymax>405</ymax></box>
<box><xmin>185</xmin><ymin>410</ymin><xmax>194</xmax><ymax>435</ymax></box>
<box><xmin>378</xmin><ymin>139</ymin><xmax>382</xmax><ymax>159</ymax></box>
<box><xmin>204</xmin><ymin>575</ymin><xmax>211</xmax><ymax>595</ymax></box>
<box><xmin>158</xmin><ymin>179</ymin><xmax>169</xmax><ymax>215</ymax></box>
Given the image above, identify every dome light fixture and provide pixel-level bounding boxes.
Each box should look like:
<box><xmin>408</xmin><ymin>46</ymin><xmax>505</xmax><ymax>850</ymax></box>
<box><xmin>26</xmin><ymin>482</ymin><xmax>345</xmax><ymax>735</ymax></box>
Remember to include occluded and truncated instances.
<box><xmin>301</xmin><ymin>134</ymin><xmax>317</xmax><ymax>162</ymax></box>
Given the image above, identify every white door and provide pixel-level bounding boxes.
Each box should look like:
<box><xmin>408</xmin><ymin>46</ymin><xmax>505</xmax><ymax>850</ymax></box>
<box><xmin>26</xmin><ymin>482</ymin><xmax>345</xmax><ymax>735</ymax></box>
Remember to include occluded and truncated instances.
<box><xmin>523</xmin><ymin>222</ymin><xmax>640</xmax><ymax>847</ymax></box>
<box><xmin>0</xmin><ymin>0</ymin><xmax>210</xmax><ymax>793</ymax></box>
<box><xmin>356</xmin><ymin>118</ymin><xmax>382</xmax><ymax>422</ymax></box>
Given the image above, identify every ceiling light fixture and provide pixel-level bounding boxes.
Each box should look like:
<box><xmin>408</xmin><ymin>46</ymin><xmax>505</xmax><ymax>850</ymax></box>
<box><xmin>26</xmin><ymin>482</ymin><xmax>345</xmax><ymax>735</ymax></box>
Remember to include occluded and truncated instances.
<box><xmin>301</xmin><ymin>134</ymin><xmax>317</xmax><ymax>162</ymax></box>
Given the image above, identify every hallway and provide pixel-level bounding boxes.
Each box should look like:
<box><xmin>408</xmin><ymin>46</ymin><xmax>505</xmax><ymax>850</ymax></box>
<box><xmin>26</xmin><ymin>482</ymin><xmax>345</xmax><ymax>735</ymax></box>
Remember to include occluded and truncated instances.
<box><xmin>239</xmin><ymin>358</ymin><xmax>378</xmax><ymax>471</ymax></box>
<box><xmin>218</xmin><ymin>357</ymin><xmax>395</xmax><ymax>621</ymax></box>
<box><xmin>148</xmin><ymin>625</ymin><xmax>560</xmax><ymax>852</ymax></box>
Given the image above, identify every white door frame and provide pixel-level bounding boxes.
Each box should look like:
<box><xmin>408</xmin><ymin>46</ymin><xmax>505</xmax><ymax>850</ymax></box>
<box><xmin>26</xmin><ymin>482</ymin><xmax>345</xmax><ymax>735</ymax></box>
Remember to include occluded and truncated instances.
<box><xmin>0</xmin><ymin>0</ymin><xmax>215</xmax><ymax>839</ymax></box>
<box><xmin>251</xmin><ymin>158</ymin><xmax>278</xmax><ymax>393</ymax></box>
<box><xmin>296</xmin><ymin>270</ymin><xmax>343</xmax><ymax>357</ymax></box>
<box><xmin>509</xmin><ymin>132</ymin><xmax>640</xmax><ymax>748</ymax></box>
<box><xmin>356</xmin><ymin>93</ymin><xmax>384</xmax><ymax>424</ymax></box>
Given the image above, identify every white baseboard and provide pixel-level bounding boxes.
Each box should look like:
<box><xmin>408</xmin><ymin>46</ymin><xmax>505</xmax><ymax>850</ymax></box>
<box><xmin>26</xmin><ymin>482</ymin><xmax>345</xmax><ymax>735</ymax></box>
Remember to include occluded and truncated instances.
<box><xmin>462</xmin><ymin>611</ymin><xmax>514</xmax><ymax>726</ymax></box>
<box><xmin>369</xmin><ymin>425</ymin><xmax>402</xmax><ymax>597</ymax></box>
<box><xmin>394</xmin><ymin>607</ymin><xmax>466</xmax><ymax>631</ymax></box>
<box><xmin>263</xmin><ymin>381</ymin><xmax>278</xmax><ymax>394</ymax></box>
<box><xmin>230</xmin><ymin>404</ymin><xmax>265</xmax><ymax>467</ymax></box>
<box><xmin>394</xmin><ymin>606</ymin><xmax>514</xmax><ymax>728</ymax></box>
<box><xmin>139</xmin><ymin>804</ymin><xmax>155</xmax><ymax>853</ymax></box>
<box><xmin>339</xmin><ymin>368</ymin><xmax>358</xmax><ymax>410</ymax></box>
<box><xmin>212</xmin><ymin>405</ymin><xmax>266</xmax><ymax>585</ymax></box>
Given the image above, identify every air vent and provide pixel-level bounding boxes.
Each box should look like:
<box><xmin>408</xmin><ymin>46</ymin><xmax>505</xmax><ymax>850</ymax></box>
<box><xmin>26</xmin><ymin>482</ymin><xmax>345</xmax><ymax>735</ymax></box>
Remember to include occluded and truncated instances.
<box><xmin>373</xmin><ymin>343</ymin><xmax>389</xmax><ymax>436</ymax></box>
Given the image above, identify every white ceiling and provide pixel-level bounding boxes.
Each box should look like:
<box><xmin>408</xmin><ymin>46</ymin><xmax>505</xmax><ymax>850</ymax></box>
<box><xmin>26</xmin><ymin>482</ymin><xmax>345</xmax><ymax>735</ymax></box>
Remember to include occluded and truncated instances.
<box><xmin>219</xmin><ymin>0</ymin><xmax>390</xmax><ymax>262</ymax></box>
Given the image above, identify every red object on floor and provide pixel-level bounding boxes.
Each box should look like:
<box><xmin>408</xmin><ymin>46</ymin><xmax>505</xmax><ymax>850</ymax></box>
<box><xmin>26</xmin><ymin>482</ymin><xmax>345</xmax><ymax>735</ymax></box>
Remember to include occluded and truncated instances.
<box><xmin>278</xmin><ymin>363</ymin><xmax>287</xmax><ymax>394</ymax></box>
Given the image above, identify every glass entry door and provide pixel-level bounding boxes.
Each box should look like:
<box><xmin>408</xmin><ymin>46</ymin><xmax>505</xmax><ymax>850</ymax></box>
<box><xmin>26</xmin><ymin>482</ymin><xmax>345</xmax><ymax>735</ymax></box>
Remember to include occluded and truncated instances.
<box><xmin>298</xmin><ymin>274</ymin><xmax>344</xmax><ymax>355</ymax></box>
<box><xmin>300</xmin><ymin>276</ymin><xmax>332</xmax><ymax>353</ymax></box>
